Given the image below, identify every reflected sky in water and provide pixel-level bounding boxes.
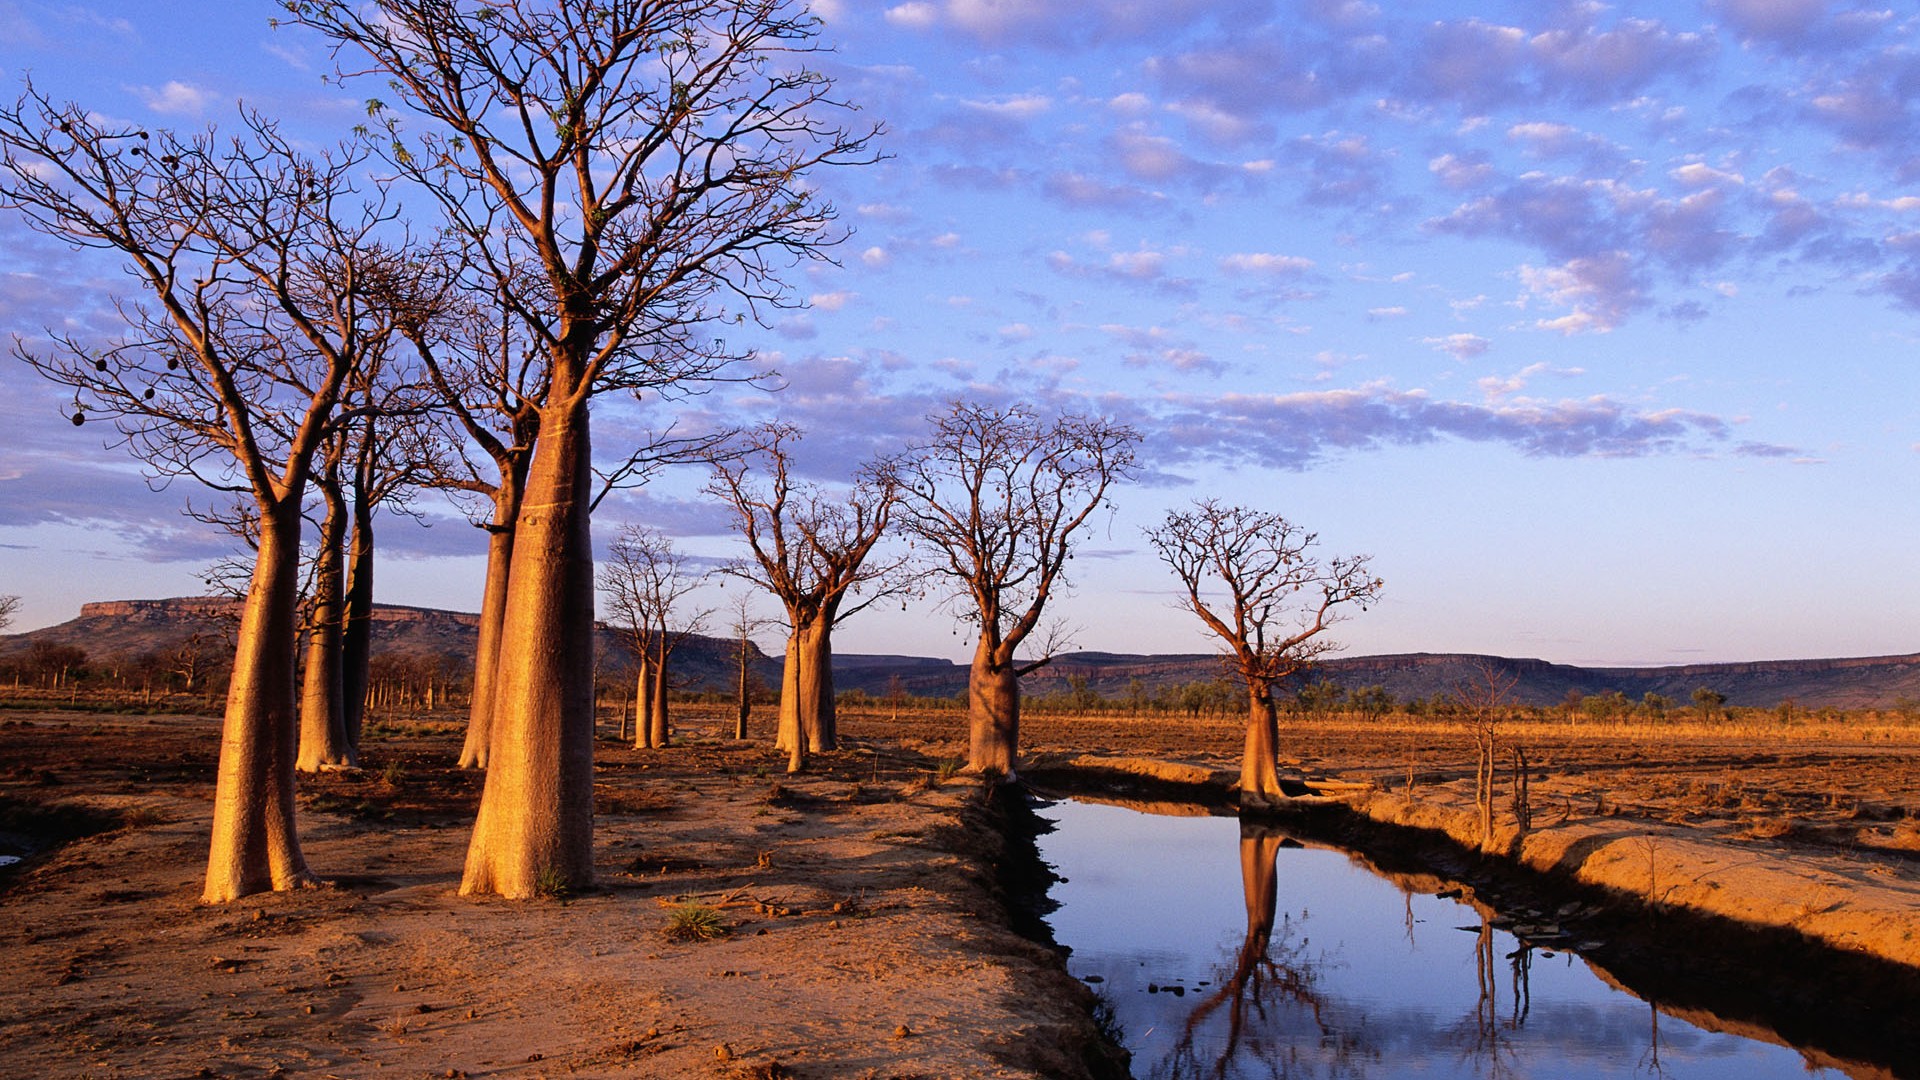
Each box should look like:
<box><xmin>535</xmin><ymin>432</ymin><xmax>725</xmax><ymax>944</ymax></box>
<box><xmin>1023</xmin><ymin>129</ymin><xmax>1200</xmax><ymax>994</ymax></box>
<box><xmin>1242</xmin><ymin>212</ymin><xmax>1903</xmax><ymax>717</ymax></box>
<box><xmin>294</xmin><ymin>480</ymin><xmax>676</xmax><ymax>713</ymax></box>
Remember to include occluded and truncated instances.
<box><xmin>1037</xmin><ymin>799</ymin><xmax>1849</xmax><ymax>1080</ymax></box>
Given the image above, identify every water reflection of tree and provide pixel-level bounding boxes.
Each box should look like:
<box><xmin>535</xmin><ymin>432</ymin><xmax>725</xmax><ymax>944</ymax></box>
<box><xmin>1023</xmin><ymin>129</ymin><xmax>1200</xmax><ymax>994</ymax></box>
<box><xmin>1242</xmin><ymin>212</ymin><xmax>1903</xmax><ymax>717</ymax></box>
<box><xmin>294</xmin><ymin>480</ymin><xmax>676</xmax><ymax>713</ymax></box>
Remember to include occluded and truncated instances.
<box><xmin>1152</xmin><ymin>821</ymin><xmax>1376</xmax><ymax>1080</ymax></box>
<box><xmin>1452</xmin><ymin>911</ymin><xmax>1533</xmax><ymax>1079</ymax></box>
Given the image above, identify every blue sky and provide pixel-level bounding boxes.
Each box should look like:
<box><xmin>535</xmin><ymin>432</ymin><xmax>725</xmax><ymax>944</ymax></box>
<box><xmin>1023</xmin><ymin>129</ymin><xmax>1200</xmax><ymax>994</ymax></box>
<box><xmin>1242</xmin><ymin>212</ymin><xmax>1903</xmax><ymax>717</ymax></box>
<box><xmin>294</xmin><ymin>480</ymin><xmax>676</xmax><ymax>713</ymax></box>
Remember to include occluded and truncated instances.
<box><xmin>2</xmin><ymin>0</ymin><xmax>1919</xmax><ymax>668</ymax></box>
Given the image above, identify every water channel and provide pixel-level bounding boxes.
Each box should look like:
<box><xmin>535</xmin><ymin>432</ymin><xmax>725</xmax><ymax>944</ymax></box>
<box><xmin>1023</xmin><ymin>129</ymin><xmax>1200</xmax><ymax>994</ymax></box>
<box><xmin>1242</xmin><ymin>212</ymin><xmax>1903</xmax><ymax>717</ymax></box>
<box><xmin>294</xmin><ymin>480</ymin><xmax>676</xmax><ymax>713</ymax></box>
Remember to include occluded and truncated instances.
<box><xmin>1034</xmin><ymin>797</ymin><xmax>1862</xmax><ymax>1080</ymax></box>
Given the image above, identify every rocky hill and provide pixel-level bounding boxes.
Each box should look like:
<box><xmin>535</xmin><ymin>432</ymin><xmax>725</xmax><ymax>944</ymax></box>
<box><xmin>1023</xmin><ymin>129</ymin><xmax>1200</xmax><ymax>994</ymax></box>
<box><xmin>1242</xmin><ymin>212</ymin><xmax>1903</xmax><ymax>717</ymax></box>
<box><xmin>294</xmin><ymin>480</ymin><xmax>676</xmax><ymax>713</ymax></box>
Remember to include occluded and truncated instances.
<box><xmin>0</xmin><ymin>598</ymin><xmax>778</xmax><ymax>694</ymax></box>
<box><xmin>5</xmin><ymin>597</ymin><xmax>1918</xmax><ymax>708</ymax></box>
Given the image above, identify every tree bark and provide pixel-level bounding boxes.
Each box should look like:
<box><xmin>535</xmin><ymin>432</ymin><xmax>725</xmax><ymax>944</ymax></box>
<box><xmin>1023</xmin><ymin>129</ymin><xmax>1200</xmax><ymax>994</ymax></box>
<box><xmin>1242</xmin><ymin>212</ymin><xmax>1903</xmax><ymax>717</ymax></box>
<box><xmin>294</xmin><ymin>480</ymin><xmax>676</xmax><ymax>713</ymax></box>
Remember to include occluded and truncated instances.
<box><xmin>797</xmin><ymin>618</ymin><xmax>836</xmax><ymax>753</ymax></box>
<box><xmin>776</xmin><ymin>629</ymin><xmax>802</xmax><ymax>756</ymax></box>
<box><xmin>297</xmin><ymin>481</ymin><xmax>355</xmax><ymax>772</ymax></box>
<box><xmin>733</xmin><ymin>639</ymin><xmax>751</xmax><ymax>740</ymax></box>
<box><xmin>340</xmin><ymin>490</ymin><xmax>376</xmax><ymax>754</ymax></box>
<box><xmin>967</xmin><ymin>637</ymin><xmax>1020</xmax><ymax>776</ymax></box>
<box><xmin>459</xmin><ymin>522</ymin><xmax>516</xmax><ymax>767</ymax></box>
<box><xmin>1238</xmin><ymin>685</ymin><xmax>1285</xmax><ymax>807</ymax></box>
<box><xmin>204</xmin><ymin>502</ymin><xmax>315</xmax><ymax>902</ymax></box>
<box><xmin>647</xmin><ymin>640</ymin><xmax>670</xmax><ymax>749</ymax></box>
<box><xmin>460</xmin><ymin>397</ymin><xmax>595</xmax><ymax>899</ymax></box>
<box><xmin>632</xmin><ymin>655</ymin><xmax>653</xmax><ymax>749</ymax></box>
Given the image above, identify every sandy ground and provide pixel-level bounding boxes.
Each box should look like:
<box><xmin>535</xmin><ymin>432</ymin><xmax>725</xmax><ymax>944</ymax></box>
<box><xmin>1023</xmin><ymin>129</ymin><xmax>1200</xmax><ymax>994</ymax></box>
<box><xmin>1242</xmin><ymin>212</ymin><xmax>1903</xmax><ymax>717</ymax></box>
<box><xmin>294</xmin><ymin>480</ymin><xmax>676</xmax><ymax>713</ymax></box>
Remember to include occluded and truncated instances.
<box><xmin>4</xmin><ymin>701</ymin><xmax>1920</xmax><ymax>1079</ymax></box>
<box><xmin>0</xmin><ymin>708</ymin><xmax>1121</xmax><ymax>1080</ymax></box>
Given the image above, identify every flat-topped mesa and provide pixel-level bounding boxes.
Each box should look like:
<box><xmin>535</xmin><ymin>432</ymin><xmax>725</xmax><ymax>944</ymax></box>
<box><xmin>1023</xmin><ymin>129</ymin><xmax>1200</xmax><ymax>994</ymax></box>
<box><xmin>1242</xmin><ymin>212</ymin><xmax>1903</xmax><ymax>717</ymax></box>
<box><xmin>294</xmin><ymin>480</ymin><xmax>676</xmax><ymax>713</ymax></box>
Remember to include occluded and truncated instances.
<box><xmin>77</xmin><ymin>597</ymin><xmax>482</xmax><ymax>629</ymax></box>
<box><xmin>79</xmin><ymin>598</ymin><xmax>242</xmax><ymax>621</ymax></box>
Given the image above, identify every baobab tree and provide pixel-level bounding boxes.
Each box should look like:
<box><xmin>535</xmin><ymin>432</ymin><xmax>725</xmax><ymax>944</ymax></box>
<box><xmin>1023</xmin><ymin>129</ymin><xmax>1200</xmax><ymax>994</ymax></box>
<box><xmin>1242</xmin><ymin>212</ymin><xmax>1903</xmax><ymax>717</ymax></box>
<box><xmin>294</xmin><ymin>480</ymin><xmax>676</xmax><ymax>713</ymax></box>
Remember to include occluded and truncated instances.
<box><xmin>886</xmin><ymin>402</ymin><xmax>1139</xmax><ymax>777</ymax></box>
<box><xmin>1146</xmin><ymin>500</ymin><xmax>1382</xmax><ymax>807</ymax></box>
<box><xmin>339</xmin><ymin>410</ymin><xmax>443</xmax><ymax>752</ymax></box>
<box><xmin>725</xmin><ymin>593</ymin><xmax>772</xmax><ymax>741</ymax></box>
<box><xmin>298</xmin><ymin>407</ymin><xmax>441</xmax><ymax>772</ymax></box>
<box><xmin>297</xmin><ymin>432</ymin><xmax>358</xmax><ymax>772</ymax></box>
<box><xmin>0</xmin><ymin>90</ymin><xmax>424</xmax><ymax>901</ymax></box>
<box><xmin>707</xmin><ymin>424</ymin><xmax>901</xmax><ymax>772</ymax></box>
<box><xmin>601</xmin><ymin>524</ymin><xmax>710</xmax><ymax>748</ymax></box>
<box><xmin>289</xmin><ymin>0</ymin><xmax>876</xmax><ymax>897</ymax></box>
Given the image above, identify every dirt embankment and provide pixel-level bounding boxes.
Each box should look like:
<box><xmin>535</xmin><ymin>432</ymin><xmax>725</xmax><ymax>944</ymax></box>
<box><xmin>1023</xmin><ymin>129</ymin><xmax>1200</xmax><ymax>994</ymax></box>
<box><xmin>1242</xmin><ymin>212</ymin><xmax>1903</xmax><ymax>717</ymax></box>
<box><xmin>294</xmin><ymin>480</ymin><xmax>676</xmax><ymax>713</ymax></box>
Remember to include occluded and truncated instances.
<box><xmin>1005</xmin><ymin>712</ymin><xmax>1920</xmax><ymax>1079</ymax></box>
<box><xmin>0</xmin><ymin>709</ymin><xmax>1126</xmax><ymax>1080</ymax></box>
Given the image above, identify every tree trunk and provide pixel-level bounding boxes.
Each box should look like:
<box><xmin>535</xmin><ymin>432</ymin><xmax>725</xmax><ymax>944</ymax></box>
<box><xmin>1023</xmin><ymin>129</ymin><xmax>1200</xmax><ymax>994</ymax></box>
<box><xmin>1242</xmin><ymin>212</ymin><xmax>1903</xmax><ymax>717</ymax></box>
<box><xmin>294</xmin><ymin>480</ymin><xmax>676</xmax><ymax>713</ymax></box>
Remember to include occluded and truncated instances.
<box><xmin>632</xmin><ymin>656</ymin><xmax>653</xmax><ymax>749</ymax></box>
<box><xmin>460</xmin><ymin>397</ymin><xmax>596</xmax><ymax>899</ymax></box>
<box><xmin>204</xmin><ymin>501</ymin><xmax>315</xmax><ymax>902</ymax></box>
<box><xmin>1238</xmin><ymin>685</ymin><xmax>1285</xmax><ymax>807</ymax></box>
<box><xmin>459</xmin><ymin>482</ymin><xmax>520</xmax><ymax>769</ymax></box>
<box><xmin>340</xmin><ymin>491</ymin><xmax>375</xmax><ymax>754</ymax></box>
<box><xmin>647</xmin><ymin>641</ymin><xmax>670</xmax><ymax>748</ymax></box>
<box><xmin>776</xmin><ymin>629</ymin><xmax>802</xmax><ymax>757</ymax></box>
<box><xmin>733</xmin><ymin>638</ymin><xmax>751</xmax><ymax>740</ymax></box>
<box><xmin>297</xmin><ymin>483</ymin><xmax>355</xmax><ymax>772</ymax></box>
<box><xmin>797</xmin><ymin>619</ymin><xmax>836</xmax><ymax>753</ymax></box>
<box><xmin>966</xmin><ymin>637</ymin><xmax>1020</xmax><ymax>776</ymax></box>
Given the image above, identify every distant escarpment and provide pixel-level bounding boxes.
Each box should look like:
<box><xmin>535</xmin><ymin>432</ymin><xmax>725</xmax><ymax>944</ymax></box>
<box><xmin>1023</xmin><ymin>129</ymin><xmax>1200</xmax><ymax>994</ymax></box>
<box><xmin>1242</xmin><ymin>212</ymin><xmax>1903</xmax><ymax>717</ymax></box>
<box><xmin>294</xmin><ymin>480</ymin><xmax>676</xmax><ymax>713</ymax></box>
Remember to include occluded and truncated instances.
<box><xmin>6</xmin><ymin>598</ymin><xmax>1918</xmax><ymax>708</ymax></box>
<box><xmin>4</xmin><ymin>597</ymin><xmax>773</xmax><ymax>693</ymax></box>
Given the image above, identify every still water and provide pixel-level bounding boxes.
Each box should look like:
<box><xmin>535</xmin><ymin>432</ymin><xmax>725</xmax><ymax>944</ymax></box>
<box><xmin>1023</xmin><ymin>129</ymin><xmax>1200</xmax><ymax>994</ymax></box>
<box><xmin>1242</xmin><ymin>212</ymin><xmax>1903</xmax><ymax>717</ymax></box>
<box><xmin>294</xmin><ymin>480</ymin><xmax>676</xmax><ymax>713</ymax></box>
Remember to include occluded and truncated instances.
<box><xmin>1036</xmin><ymin>798</ymin><xmax>1849</xmax><ymax>1080</ymax></box>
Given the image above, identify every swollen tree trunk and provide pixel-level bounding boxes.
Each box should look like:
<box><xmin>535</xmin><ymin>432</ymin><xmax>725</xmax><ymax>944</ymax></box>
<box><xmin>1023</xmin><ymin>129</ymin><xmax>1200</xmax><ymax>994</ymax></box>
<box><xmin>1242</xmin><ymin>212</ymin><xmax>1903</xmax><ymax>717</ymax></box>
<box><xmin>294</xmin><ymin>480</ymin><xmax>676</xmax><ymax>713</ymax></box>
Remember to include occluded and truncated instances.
<box><xmin>1238</xmin><ymin>684</ymin><xmax>1285</xmax><ymax>808</ymax></box>
<box><xmin>297</xmin><ymin>483</ymin><xmax>355</xmax><ymax>772</ymax></box>
<box><xmin>776</xmin><ymin>630</ymin><xmax>803</xmax><ymax>755</ymax></box>
<box><xmin>805</xmin><ymin>623</ymin><xmax>836</xmax><ymax>753</ymax></box>
<box><xmin>459</xmin><ymin>518</ymin><xmax>517</xmax><ymax>768</ymax></box>
<box><xmin>632</xmin><ymin>656</ymin><xmax>653</xmax><ymax>749</ymax></box>
<box><xmin>205</xmin><ymin>501</ymin><xmax>315</xmax><ymax>902</ymax></box>
<box><xmin>967</xmin><ymin>636</ymin><xmax>1020</xmax><ymax>776</ymax></box>
<box><xmin>340</xmin><ymin>492</ymin><xmax>376</xmax><ymax>754</ymax></box>
<box><xmin>460</xmin><ymin>398</ymin><xmax>595</xmax><ymax>899</ymax></box>
<box><xmin>647</xmin><ymin>643</ymin><xmax>670</xmax><ymax>748</ymax></box>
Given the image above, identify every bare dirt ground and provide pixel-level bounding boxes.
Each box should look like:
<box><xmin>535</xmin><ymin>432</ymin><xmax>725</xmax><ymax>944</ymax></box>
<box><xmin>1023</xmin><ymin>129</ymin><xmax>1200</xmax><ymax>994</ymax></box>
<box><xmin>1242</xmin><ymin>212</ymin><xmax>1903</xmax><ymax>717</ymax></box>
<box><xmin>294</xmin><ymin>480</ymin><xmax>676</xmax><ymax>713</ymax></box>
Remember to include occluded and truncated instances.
<box><xmin>3</xmin><ymin>701</ymin><xmax>1919</xmax><ymax>1079</ymax></box>
<box><xmin>0</xmin><ymin>705</ymin><xmax>1121</xmax><ymax>1080</ymax></box>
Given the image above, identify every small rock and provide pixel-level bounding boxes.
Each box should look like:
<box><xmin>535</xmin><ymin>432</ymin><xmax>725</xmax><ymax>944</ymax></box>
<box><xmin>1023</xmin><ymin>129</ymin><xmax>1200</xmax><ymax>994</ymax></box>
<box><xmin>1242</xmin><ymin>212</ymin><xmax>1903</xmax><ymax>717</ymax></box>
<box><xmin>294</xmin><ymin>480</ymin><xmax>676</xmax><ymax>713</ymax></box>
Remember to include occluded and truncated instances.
<box><xmin>893</xmin><ymin>1024</ymin><xmax>912</xmax><ymax>1039</ymax></box>
<box><xmin>715</xmin><ymin>1042</ymin><xmax>735</xmax><ymax>1062</ymax></box>
<box><xmin>1081</xmin><ymin>974</ymin><xmax>1104</xmax><ymax>984</ymax></box>
<box><xmin>1147</xmin><ymin>983</ymin><xmax>1160</xmax><ymax>993</ymax></box>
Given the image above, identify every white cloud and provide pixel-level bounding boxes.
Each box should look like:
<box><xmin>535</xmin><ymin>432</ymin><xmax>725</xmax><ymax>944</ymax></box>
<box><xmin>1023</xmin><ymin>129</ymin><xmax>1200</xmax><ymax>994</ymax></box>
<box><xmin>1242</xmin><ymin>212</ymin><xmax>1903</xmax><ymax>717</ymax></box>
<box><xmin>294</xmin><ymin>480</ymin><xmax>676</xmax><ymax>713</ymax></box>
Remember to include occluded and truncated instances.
<box><xmin>884</xmin><ymin>2</ymin><xmax>939</xmax><ymax>29</ymax></box>
<box><xmin>1219</xmin><ymin>252</ymin><xmax>1315</xmax><ymax>276</ymax></box>
<box><xmin>1424</xmin><ymin>332</ymin><xmax>1491</xmax><ymax>359</ymax></box>
<box><xmin>130</xmin><ymin>81</ymin><xmax>215</xmax><ymax>116</ymax></box>
<box><xmin>861</xmin><ymin>246</ymin><xmax>891</xmax><ymax>269</ymax></box>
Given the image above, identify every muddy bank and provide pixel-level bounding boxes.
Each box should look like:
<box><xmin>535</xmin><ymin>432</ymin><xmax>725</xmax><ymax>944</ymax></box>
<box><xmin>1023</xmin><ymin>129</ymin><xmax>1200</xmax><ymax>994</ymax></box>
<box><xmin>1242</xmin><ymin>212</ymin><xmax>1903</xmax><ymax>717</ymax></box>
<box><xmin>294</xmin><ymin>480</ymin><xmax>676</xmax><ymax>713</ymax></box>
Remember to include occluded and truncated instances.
<box><xmin>1026</xmin><ymin>754</ymin><xmax>1920</xmax><ymax>1079</ymax></box>
<box><xmin>0</xmin><ymin>710</ymin><xmax>1125</xmax><ymax>1080</ymax></box>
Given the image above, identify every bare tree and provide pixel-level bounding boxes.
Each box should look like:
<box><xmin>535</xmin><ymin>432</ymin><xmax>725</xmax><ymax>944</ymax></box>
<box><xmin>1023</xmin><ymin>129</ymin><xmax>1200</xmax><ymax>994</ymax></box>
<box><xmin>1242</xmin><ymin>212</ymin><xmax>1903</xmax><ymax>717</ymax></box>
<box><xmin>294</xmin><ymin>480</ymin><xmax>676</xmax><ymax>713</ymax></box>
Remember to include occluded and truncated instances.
<box><xmin>297</xmin><ymin>431</ymin><xmax>358</xmax><ymax>772</ymax></box>
<box><xmin>290</xmin><ymin>0</ymin><xmax>877</xmax><ymax>897</ymax></box>
<box><xmin>601</xmin><ymin>524</ymin><xmax>710</xmax><ymax>748</ymax></box>
<box><xmin>707</xmin><ymin>424</ymin><xmax>901</xmax><ymax>771</ymax></box>
<box><xmin>725</xmin><ymin>592</ymin><xmax>772</xmax><ymax>741</ymax></box>
<box><xmin>1145</xmin><ymin>500</ymin><xmax>1382</xmax><ymax>808</ymax></box>
<box><xmin>405</xmin><ymin>294</ymin><xmax>542</xmax><ymax>770</ymax></box>
<box><xmin>886</xmin><ymin>402</ymin><xmax>1139</xmax><ymax>777</ymax></box>
<box><xmin>340</xmin><ymin>409</ymin><xmax>443</xmax><ymax>752</ymax></box>
<box><xmin>1453</xmin><ymin>661</ymin><xmax>1519</xmax><ymax>852</ymax></box>
<box><xmin>0</xmin><ymin>595</ymin><xmax>19</xmax><ymax>633</ymax></box>
<box><xmin>0</xmin><ymin>90</ymin><xmax>427</xmax><ymax>901</ymax></box>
